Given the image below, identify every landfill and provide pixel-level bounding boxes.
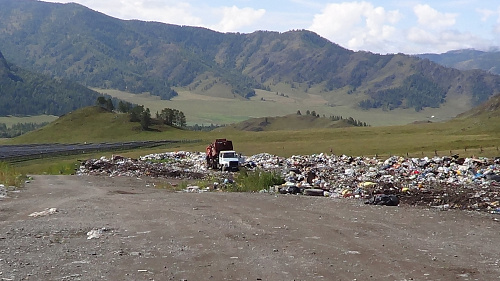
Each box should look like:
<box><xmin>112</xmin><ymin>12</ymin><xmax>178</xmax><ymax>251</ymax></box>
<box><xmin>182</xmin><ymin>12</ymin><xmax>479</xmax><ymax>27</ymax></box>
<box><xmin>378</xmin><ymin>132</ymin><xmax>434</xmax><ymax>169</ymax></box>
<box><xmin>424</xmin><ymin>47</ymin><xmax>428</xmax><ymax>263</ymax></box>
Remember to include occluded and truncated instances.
<box><xmin>77</xmin><ymin>152</ymin><xmax>500</xmax><ymax>213</ymax></box>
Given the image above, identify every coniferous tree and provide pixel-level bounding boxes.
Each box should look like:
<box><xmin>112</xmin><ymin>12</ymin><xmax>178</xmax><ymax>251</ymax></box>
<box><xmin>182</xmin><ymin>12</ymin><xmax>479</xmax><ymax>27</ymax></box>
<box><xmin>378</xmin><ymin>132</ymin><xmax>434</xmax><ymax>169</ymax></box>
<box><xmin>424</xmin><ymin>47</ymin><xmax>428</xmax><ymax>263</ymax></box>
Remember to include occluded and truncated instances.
<box><xmin>178</xmin><ymin>111</ymin><xmax>186</xmax><ymax>127</ymax></box>
<box><xmin>140</xmin><ymin>108</ymin><xmax>151</xmax><ymax>130</ymax></box>
<box><xmin>118</xmin><ymin>101</ymin><xmax>132</xmax><ymax>113</ymax></box>
<box><xmin>105</xmin><ymin>98</ymin><xmax>114</xmax><ymax>111</ymax></box>
<box><xmin>96</xmin><ymin>96</ymin><xmax>107</xmax><ymax>107</ymax></box>
<box><xmin>129</xmin><ymin>105</ymin><xmax>144</xmax><ymax>122</ymax></box>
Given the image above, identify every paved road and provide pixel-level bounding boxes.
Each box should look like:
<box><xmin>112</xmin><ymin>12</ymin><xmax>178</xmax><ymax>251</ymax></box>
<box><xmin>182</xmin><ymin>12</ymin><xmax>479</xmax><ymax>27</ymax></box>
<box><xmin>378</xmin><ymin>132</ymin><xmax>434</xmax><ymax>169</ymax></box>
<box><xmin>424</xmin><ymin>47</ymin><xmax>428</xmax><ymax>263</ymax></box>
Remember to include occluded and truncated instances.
<box><xmin>1</xmin><ymin>175</ymin><xmax>499</xmax><ymax>280</ymax></box>
<box><xmin>0</xmin><ymin>140</ymin><xmax>192</xmax><ymax>161</ymax></box>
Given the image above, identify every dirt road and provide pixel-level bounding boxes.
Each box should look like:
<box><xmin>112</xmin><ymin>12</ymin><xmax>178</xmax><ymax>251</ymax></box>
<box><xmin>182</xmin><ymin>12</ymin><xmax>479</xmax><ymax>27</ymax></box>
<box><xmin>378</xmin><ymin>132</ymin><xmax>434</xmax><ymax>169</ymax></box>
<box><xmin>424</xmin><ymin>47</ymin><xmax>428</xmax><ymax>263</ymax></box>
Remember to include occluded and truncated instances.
<box><xmin>1</xmin><ymin>175</ymin><xmax>500</xmax><ymax>280</ymax></box>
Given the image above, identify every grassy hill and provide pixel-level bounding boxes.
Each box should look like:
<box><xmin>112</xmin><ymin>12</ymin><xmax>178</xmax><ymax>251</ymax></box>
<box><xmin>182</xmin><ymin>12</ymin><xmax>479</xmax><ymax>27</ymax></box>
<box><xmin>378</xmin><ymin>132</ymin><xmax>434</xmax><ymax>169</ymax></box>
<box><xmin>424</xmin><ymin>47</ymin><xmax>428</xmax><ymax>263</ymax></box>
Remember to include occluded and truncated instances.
<box><xmin>7</xmin><ymin>106</ymin><xmax>195</xmax><ymax>144</ymax></box>
<box><xmin>228</xmin><ymin>114</ymin><xmax>366</xmax><ymax>131</ymax></box>
<box><xmin>1</xmin><ymin>0</ymin><xmax>500</xmax><ymax>125</ymax></box>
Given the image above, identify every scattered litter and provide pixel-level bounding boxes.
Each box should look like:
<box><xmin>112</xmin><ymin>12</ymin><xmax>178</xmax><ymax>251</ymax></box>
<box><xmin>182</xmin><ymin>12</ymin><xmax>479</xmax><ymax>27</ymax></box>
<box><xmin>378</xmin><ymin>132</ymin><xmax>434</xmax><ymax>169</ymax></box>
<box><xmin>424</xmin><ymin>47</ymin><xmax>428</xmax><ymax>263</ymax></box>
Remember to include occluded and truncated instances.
<box><xmin>345</xmin><ymin>250</ymin><xmax>361</xmax><ymax>255</ymax></box>
<box><xmin>87</xmin><ymin>228</ymin><xmax>107</xmax><ymax>239</ymax></box>
<box><xmin>0</xmin><ymin>184</ymin><xmax>7</xmax><ymax>199</ymax></box>
<box><xmin>71</xmin><ymin>260</ymin><xmax>90</xmax><ymax>264</ymax></box>
<box><xmin>186</xmin><ymin>185</ymin><xmax>200</xmax><ymax>192</ymax></box>
<box><xmin>28</xmin><ymin>207</ymin><xmax>58</xmax><ymax>217</ymax></box>
<box><xmin>432</xmin><ymin>204</ymin><xmax>451</xmax><ymax>211</ymax></box>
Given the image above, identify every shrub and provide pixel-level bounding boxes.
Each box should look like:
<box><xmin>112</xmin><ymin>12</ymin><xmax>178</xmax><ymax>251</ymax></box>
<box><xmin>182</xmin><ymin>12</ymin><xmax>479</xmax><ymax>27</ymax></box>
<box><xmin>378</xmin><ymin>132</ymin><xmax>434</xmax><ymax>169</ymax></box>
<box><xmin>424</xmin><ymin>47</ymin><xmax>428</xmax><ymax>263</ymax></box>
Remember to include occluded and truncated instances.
<box><xmin>44</xmin><ymin>162</ymin><xmax>80</xmax><ymax>175</ymax></box>
<box><xmin>228</xmin><ymin>168</ymin><xmax>284</xmax><ymax>192</ymax></box>
<box><xmin>0</xmin><ymin>162</ymin><xmax>26</xmax><ymax>187</ymax></box>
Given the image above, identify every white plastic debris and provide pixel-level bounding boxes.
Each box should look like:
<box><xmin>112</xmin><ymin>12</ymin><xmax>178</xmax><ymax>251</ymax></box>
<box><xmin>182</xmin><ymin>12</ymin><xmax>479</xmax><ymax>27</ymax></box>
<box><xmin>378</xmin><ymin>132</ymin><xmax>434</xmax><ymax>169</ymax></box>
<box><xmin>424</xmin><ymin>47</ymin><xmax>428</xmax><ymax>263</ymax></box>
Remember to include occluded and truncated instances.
<box><xmin>87</xmin><ymin>228</ymin><xmax>105</xmax><ymax>239</ymax></box>
<box><xmin>0</xmin><ymin>184</ymin><xmax>7</xmax><ymax>199</ymax></box>
<box><xmin>28</xmin><ymin>207</ymin><xmax>58</xmax><ymax>217</ymax></box>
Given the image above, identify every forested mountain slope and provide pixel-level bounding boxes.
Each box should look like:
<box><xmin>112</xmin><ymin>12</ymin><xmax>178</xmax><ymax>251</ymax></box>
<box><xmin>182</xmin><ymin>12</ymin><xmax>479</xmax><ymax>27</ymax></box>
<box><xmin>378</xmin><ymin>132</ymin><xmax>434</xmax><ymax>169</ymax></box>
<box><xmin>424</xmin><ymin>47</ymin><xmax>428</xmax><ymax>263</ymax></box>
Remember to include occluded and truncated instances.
<box><xmin>0</xmin><ymin>50</ymin><xmax>105</xmax><ymax>116</ymax></box>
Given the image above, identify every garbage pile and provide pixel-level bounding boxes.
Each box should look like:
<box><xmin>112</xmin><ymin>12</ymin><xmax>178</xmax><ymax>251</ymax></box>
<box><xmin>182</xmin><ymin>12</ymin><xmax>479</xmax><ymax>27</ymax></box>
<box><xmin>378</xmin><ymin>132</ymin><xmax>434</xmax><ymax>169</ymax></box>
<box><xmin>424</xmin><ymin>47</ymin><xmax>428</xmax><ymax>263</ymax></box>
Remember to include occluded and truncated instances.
<box><xmin>274</xmin><ymin>154</ymin><xmax>500</xmax><ymax>211</ymax></box>
<box><xmin>78</xmin><ymin>153</ymin><xmax>206</xmax><ymax>179</ymax></box>
<box><xmin>77</xmin><ymin>152</ymin><xmax>500</xmax><ymax>213</ymax></box>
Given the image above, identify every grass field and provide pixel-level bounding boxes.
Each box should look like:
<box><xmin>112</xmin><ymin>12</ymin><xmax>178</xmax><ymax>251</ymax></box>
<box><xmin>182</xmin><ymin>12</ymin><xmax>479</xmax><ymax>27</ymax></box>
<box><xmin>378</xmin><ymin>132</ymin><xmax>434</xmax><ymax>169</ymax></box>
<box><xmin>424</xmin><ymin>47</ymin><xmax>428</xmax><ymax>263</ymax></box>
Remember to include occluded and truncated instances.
<box><xmin>2</xmin><ymin>106</ymin><xmax>499</xmax><ymax>158</ymax></box>
<box><xmin>0</xmin><ymin>115</ymin><xmax>58</xmax><ymax>127</ymax></box>
<box><xmin>6</xmin><ymin>119</ymin><xmax>499</xmax><ymax>176</ymax></box>
<box><xmin>96</xmin><ymin>88</ymin><xmax>469</xmax><ymax>127</ymax></box>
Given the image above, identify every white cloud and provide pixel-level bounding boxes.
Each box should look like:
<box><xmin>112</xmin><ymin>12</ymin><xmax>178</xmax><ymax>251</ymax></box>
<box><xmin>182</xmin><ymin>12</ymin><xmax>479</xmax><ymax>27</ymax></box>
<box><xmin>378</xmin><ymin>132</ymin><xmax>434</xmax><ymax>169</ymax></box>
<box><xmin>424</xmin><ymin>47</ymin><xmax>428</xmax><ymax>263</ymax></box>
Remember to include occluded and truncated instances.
<box><xmin>308</xmin><ymin>1</ymin><xmax>401</xmax><ymax>52</ymax></box>
<box><xmin>476</xmin><ymin>8</ymin><xmax>495</xmax><ymax>22</ymax></box>
<box><xmin>413</xmin><ymin>4</ymin><xmax>457</xmax><ymax>30</ymax></box>
<box><xmin>407</xmin><ymin>27</ymin><xmax>438</xmax><ymax>45</ymax></box>
<box><xmin>403</xmin><ymin>4</ymin><xmax>494</xmax><ymax>53</ymax></box>
<box><xmin>494</xmin><ymin>7</ymin><xmax>500</xmax><ymax>35</ymax></box>
<box><xmin>210</xmin><ymin>6</ymin><xmax>266</xmax><ymax>32</ymax></box>
<box><xmin>439</xmin><ymin>30</ymin><xmax>487</xmax><ymax>51</ymax></box>
<box><xmin>406</xmin><ymin>27</ymin><xmax>489</xmax><ymax>54</ymax></box>
<box><xmin>115</xmin><ymin>1</ymin><xmax>202</xmax><ymax>26</ymax></box>
<box><xmin>47</xmin><ymin>0</ymin><xmax>203</xmax><ymax>26</ymax></box>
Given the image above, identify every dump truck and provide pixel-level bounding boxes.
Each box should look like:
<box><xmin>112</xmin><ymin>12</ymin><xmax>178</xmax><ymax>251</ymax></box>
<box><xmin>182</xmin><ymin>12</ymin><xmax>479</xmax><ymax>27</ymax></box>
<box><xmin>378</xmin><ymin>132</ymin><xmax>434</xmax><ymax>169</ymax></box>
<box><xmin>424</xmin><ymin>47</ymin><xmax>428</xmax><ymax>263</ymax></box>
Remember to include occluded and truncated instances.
<box><xmin>206</xmin><ymin>139</ymin><xmax>240</xmax><ymax>171</ymax></box>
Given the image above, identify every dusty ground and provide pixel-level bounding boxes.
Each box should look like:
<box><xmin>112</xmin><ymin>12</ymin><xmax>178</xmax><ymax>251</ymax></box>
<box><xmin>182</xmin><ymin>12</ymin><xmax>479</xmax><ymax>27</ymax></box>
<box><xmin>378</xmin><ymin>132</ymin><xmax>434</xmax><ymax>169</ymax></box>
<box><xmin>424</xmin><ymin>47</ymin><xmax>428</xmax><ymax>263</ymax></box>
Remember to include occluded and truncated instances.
<box><xmin>1</xmin><ymin>175</ymin><xmax>500</xmax><ymax>281</ymax></box>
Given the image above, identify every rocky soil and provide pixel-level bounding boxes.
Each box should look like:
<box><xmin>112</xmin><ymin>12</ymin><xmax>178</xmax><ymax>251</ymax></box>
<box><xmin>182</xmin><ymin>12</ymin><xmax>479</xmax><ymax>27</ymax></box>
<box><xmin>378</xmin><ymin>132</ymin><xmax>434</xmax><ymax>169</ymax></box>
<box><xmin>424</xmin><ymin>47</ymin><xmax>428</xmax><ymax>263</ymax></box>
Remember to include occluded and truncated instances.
<box><xmin>1</xmin><ymin>175</ymin><xmax>500</xmax><ymax>280</ymax></box>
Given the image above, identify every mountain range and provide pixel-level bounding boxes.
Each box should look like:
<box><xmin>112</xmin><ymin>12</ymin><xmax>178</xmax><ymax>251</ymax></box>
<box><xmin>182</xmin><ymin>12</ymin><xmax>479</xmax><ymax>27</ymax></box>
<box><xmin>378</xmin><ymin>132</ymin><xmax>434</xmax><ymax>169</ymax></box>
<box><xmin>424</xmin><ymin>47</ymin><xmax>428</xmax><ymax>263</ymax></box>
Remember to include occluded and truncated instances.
<box><xmin>1</xmin><ymin>0</ymin><xmax>500</xmax><ymax>122</ymax></box>
<box><xmin>417</xmin><ymin>49</ymin><xmax>500</xmax><ymax>75</ymax></box>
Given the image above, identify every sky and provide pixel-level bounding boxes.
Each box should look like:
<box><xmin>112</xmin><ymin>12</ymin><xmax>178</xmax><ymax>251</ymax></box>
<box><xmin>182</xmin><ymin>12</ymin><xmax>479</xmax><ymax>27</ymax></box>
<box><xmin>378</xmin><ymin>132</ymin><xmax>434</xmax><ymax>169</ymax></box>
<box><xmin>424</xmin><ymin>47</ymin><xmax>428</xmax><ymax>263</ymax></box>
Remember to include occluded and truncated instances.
<box><xmin>44</xmin><ymin>0</ymin><xmax>500</xmax><ymax>55</ymax></box>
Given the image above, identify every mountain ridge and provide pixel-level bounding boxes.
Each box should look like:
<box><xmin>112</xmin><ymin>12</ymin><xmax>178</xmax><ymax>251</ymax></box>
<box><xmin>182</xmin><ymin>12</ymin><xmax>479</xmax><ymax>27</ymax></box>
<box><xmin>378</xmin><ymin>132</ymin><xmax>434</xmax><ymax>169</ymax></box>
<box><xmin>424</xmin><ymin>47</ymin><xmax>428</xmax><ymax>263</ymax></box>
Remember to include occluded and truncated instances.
<box><xmin>417</xmin><ymin>49</ymin><xmax>500</xmax><ymax>75</ymax></box>
<box><xmin>1</xmin><ymin>0</ymin><xmax>500</xmax><ymax>121</ymax></box>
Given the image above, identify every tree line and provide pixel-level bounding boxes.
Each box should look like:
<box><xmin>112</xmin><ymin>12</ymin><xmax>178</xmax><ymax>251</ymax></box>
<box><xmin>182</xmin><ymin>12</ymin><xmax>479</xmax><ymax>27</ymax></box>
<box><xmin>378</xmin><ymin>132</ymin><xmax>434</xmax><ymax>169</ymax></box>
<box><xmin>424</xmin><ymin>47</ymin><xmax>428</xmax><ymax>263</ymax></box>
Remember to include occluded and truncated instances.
<box><xmin>330</xmin><ymin>116</ymin><xmax>369</xmax><ymax>127</ymax></box>
<box><xmin>296</xmin><ymin>109</ymin><xmax>369</xmax><ymax>127</ymax></box>
<box><xmin>97</xmin><ymin>98</ymin><xmax>187</xmax><ymax>130</ymax></box>
<box><xmin>0</xmin><ymin>122</ymin><xmax>49</xmax><ymax>138</ymax></box>
<box><xmin>186</xmin><ymin>123</ymin><xmax>224</xmax><ymax>131</ymax></box>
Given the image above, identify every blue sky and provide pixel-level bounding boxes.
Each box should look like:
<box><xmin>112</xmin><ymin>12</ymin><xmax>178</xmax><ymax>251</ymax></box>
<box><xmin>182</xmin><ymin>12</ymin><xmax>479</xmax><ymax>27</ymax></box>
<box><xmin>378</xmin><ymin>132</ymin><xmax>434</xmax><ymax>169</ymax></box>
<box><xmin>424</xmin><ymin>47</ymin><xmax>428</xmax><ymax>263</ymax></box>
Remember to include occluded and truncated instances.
<box><xmin>45</xmin><ymin>0</ymin><xmax>500</xmax><ymax>54</ymax></box>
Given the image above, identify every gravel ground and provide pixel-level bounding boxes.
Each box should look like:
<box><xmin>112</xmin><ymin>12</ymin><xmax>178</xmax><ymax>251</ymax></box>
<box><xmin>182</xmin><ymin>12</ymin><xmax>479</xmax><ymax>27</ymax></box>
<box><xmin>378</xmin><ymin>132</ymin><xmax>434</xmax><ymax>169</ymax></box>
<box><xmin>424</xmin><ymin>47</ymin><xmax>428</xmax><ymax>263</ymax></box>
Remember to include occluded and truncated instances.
<box><xmin>1</xmin><ymin>175</ymin><xmax>500</xmax><ymax>281</ymax></box>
